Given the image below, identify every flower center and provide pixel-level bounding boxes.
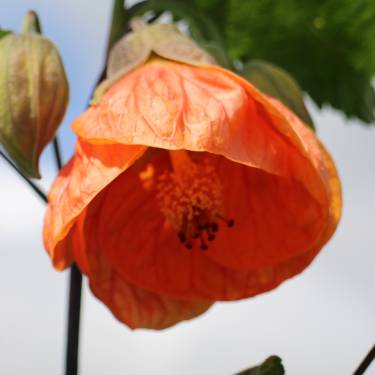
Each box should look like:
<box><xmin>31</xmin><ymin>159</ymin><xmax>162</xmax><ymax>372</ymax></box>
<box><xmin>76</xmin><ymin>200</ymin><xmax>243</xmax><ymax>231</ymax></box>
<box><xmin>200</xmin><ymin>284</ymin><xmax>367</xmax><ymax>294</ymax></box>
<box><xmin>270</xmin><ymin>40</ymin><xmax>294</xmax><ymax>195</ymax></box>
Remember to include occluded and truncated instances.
<box><xmin>156</xmin><ymin>150</ymin><xmax>234</xmax><ymax>250</ymax></box>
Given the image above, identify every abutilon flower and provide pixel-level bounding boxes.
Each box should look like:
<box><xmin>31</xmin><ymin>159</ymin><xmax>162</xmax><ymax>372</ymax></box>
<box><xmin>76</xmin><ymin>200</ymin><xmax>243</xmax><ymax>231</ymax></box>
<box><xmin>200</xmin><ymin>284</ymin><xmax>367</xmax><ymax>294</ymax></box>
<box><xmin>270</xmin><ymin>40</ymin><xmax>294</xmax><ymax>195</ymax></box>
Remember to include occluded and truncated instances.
<box><xmin>43</xmin><ymin>24</ymin><xmax>341</xmax><ymax>329</ymax></box>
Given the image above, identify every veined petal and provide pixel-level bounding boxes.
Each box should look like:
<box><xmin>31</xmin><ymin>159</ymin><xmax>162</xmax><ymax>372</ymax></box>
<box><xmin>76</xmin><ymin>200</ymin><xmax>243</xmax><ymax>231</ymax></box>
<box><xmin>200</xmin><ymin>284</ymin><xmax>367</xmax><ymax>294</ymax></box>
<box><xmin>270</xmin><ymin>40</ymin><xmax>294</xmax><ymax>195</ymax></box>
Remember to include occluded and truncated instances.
<box><xmin>72</xmin><ymin>207</ymin><xmax>212</xmax><ymax>329</ymax></box>
<box><xmin>205</xmin><ymin>139</ymin><xmax>340</xmax><ymax>269</ymax></box>
<box><xmin>44</xmin><ymin>58</ymin><xmax>342</xmax><ymax>329</ymax></box>
<box><xmin>78</xmin><ymin>151</ymin><xmax>336</xmax><ymax>301</ymax></box>
<box><xmin>73</xmin><ymin>60</ymin><xmax>332</xmax><ymax>204</ymax></box>
<box><xmin>43</xmin><ymin>140</ymin><xmax>147</xmax><ymax>269</ymax></box>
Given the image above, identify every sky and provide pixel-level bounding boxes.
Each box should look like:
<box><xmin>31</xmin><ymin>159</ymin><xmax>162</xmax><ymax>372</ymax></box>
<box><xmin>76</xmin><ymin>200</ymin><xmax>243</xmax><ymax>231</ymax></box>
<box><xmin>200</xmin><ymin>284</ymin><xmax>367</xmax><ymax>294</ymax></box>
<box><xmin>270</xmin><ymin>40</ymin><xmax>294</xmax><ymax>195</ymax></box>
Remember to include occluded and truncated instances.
<box><xmin>0</xmin><ymin>1</ymin><xmax>374</xmax><ymax>374</ymax></box>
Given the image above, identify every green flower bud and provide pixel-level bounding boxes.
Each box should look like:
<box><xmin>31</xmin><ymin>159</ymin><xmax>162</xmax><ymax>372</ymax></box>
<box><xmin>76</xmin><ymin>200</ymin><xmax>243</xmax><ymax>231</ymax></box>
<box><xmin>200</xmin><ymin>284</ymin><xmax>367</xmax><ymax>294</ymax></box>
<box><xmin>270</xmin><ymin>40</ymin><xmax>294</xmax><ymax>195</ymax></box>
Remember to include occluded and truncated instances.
<box><xmin>0</xmin><ymin>25</ymin><xmax>69</xmax><ymax>178</ymax></box>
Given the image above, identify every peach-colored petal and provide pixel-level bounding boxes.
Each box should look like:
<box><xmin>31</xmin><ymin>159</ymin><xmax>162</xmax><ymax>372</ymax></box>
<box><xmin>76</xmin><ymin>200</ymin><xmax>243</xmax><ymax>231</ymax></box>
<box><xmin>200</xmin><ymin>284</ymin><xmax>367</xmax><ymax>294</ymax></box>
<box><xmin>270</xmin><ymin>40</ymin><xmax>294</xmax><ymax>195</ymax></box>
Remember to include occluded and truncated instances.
<box><xmin>204</xmin><ymin>155</ymin><xmax>326</xmax><ymax>270</ymax></box>
<box><xmin>72</xmin><ymin>207</ymin><xmax>212</xmax><ymax>329</ymax></box>
<box><xmin>89</xmin><ymin>272</ymin><xmax>212</xmax><ymax>330</ymax></box>
<box><xmin>43</xmin><ymin>58</ymin><xmax>342</xmax><ymax>329</ymax></box>
<box><xmin>70</xmin><ymin>61</ymin><xmax>341</xmax><ymax>274</ymax></box>
<box><xmin>76</xmin><ymin>151</ymin><xmax>335</xmax><ymax>301</ymax></box>
<box><xmin>200</xmin><ymin>102</ymin><xmax>341</xmax><ymax>269</ymax></box>
<box><xmin>73</xmin><ymin>60</ymin><xmax>330</xmax><ymax>205</ymax></box>
<box><xmin>43</xmin><ymin>140</ymin><xmax>147</xmax><ymax>269</ymax></box>
<box><xmin>73</xmin><ymin>61</ymin><xmax>296</xmax><ymax>175</ymax></box>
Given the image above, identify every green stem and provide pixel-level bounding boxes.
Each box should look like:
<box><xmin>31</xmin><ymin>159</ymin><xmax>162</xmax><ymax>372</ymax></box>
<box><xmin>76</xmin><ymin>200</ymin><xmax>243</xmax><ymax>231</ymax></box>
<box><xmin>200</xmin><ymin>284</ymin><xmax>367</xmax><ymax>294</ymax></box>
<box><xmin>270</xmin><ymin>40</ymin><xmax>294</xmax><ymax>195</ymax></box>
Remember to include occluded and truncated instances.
<box><xmin>107</xmin><ymin>0</ymin><xmax>128</xmax><ymax>54</ymax></box>
<box><xmin>0</xmin><ymin>149</ymin><xmax>47</xmax><ymax>203</ymax></box>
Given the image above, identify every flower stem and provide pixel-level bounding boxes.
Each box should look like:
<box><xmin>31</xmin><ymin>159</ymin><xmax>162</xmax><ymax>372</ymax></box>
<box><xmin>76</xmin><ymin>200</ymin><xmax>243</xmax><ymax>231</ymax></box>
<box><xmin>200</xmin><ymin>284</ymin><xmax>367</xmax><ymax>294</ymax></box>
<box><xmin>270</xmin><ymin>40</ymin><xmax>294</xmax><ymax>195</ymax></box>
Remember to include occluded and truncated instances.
<box><xmin>0</xmin><ymin>148</ymin><xmax>47</xmax><ymax>203</ymax></box>
<box><xmin>354</xmin><ymin>344</ymin><xmax>375</xmax><ymax>375</ymax></box>
<box><xmin>52</xmin><ymin>137</ymin><xmax>63</xmax><ymax>170</ymax></box>
<box><xmin>51</xmin><ymin>134</ymin><xmax>83</xmax><ymax>375</ymax></box>
<box><xmin>65</xmin><ymin>264</ymin><xmax>83</xmax><ymax>375</ymax></box>
<box><xmin>63</xmin><ymin>1</ymin><xmax>130</xmax><ymax>373</ymax></box>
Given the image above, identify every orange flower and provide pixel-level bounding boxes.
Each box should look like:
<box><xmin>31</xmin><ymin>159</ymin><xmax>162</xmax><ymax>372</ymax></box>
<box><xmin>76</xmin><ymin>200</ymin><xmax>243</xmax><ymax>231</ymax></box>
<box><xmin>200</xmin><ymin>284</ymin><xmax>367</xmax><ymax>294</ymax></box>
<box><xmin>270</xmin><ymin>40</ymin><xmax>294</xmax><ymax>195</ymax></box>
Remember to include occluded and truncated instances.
<box><xmin>43</xmin><ymin>58</ymin><xmax>341</xmax><ymax>329</ymax></box>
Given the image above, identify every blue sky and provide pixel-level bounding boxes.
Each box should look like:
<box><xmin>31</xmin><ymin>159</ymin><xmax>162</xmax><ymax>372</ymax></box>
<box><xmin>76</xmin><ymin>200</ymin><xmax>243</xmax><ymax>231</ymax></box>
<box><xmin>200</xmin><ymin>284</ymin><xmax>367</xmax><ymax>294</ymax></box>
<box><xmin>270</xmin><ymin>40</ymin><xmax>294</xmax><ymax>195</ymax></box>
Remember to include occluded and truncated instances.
<box><xmin>0</xmin><ymin>1</ymin><xmax>374</xmax><ymax>374</ymax></box>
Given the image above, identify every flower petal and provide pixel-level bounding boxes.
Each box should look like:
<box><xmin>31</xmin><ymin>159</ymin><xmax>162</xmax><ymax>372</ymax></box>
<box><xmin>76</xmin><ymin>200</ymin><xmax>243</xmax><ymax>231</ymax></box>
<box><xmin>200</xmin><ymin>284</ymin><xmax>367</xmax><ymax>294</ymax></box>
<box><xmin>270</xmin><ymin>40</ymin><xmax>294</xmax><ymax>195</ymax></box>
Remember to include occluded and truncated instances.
<box><xmin>43</xmin><ymin>140</ymin><xmax>147</xmax><ymax>269</ymax></box>
<box><xmin>81</xmin><ymin>151</ymin><xmax>332</xmax><ymax>301</ymax></box>
<box><xmin>200</xmin><ymin>102</ymin><xmax>342</xmax><ymax>270</ymax></box>
<box><xmin>89</xmin><ymin>272</ymin><xmax>212</xmax><ymax>330</ymax></box>
<box><xmin>45</xmin><ymin>60</ymin><xmax>341</xmax><ymax>309</ymax></box>
<box><xmin>73</xmin><ymin>60</ymin><xmax>333</xmax><ymax>205</ymax></box>
<box><xmin>72</xmin><ymin>207</ymin><xmax>212</xmax><ymax>329</ymax></box>
<box><xmin>201</xmin><ymin>155</ymin><xmax>326</xmax><ymax>270</ymax></box>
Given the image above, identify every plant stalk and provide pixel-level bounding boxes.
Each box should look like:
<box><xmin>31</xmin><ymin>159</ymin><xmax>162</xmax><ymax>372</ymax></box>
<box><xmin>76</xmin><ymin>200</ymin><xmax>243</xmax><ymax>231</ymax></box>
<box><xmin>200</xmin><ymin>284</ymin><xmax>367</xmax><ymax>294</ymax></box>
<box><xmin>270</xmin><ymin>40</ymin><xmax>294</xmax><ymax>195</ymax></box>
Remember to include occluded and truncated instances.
<box><xmin>0</xmin><ymin>149</ymin><xmax>47</xmax><ymax>203</ymax></box>
<box><xmin>65</xmin><ymin>264</ymin><xmax>83</xmax><ymax>375</ymax></box>
<box><xmin>63</xmin><ymin>1</ymin><xmax>128</xmax><ymax>373</ymax></box>
<box><xmin>353</xmin><ymin>344</ymin><xmax>375</xmax><ymax>375</ymax></box>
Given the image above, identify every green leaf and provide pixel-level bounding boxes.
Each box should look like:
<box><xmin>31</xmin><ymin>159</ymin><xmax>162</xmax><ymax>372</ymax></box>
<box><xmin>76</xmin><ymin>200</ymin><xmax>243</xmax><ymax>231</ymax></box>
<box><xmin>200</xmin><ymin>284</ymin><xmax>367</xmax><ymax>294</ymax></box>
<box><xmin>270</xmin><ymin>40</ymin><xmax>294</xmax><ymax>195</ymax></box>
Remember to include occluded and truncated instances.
<box><xmin>235</xmin><ymin>356</ymin><xmax>285</xmax><ymax>375</ymax></box>
<box><xmin>242</xmin><ymin>60</ymin><xmax>315</xmax><ymax>130</ymax></box>
<box><xmin>188</xmin><ymin>0</ymin><xmax>375</xmax><ymax>124</ymax></box>
<box><xmin>0</xmin><ymin>29</ymin><xmax>11</xmax><ymax>40</ymax></box>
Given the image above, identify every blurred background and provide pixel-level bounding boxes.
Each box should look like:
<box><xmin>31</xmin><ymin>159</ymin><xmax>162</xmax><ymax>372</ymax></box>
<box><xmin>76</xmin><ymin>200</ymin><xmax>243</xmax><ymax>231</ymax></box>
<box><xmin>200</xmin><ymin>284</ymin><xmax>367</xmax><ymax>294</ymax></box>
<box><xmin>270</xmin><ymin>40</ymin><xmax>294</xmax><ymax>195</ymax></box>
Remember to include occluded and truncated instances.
<box><xmin>0</xmin><ymin>1</ymin><xmax>374</xmax><ymax>374</ymax></box>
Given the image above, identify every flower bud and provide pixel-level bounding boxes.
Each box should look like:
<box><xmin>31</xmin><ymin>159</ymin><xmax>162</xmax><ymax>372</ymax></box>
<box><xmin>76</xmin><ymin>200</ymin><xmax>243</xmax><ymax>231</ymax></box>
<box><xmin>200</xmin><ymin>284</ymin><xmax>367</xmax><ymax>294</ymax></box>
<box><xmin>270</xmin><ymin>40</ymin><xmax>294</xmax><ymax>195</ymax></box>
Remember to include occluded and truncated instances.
<box><xmin>0</xmin><ymin>30</ymin><xmax>69</xmax><ymax>178</ymax></box>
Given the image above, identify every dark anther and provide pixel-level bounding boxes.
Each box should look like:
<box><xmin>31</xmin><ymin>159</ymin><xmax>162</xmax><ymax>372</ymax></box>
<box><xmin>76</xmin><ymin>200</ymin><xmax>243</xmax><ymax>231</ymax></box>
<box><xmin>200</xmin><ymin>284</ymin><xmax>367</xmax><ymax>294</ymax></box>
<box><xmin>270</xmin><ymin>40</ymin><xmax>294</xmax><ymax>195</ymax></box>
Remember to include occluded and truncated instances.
<box><xmin>178</xmin><ymin>232</ymin><xmax>186</xmax><ymax>243</ymax></box>
<box><xmin>200</xmin><ymin>234</ymin><xmax>208</xmax><ymax>251</ymax></box>
<box><xmin>216</xmin><ymin>214</ymin><xmax>235</xmax><ymax>228</ymax></box>
<box><xmin>211</xmin><ymin>223</ymin><xmax>218</xmax><ymax>232</ymax></box>
<box><xmin>178</xmin><ymin>212</ymin><xmax>234</xmax><ymax>251</ymax></box>
<box><xmin>192</xmin><ymin>232</ymin><xmax>200</xmax><ymax>239</ymax></box>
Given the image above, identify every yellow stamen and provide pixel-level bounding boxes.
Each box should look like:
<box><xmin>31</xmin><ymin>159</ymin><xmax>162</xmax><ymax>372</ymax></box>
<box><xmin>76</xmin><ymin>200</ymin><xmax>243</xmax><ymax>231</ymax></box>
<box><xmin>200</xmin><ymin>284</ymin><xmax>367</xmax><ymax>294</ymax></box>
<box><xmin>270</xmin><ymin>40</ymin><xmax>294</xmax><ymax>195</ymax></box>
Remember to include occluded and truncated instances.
<box><xmin>156</xmin><ymin>150</ymin><xmax>234</xmax><ymax>250</ymax></box>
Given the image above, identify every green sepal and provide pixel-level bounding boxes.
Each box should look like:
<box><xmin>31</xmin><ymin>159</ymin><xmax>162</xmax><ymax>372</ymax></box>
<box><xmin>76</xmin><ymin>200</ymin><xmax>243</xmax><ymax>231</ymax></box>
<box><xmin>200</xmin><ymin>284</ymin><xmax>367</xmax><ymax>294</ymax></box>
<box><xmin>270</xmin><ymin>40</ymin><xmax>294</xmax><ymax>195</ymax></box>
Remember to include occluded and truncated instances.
<box><xmin>242</xmin><ymin>60</ymin><xmax>315</xmax><ymax>131</ymax></box>
<box><xmin>93</xmin><ymin>22</ymin><xmax>215</xmax><ymax>104</ymax></box>
<box><xmin>235</xmin><ymin>355</ymin><xmax>285</xmax><ymax>375</ymax></box>
<box><xmin>126</xmin><ymin>0</ymin><xmax>232</xmax><ymax>68</ymax></box>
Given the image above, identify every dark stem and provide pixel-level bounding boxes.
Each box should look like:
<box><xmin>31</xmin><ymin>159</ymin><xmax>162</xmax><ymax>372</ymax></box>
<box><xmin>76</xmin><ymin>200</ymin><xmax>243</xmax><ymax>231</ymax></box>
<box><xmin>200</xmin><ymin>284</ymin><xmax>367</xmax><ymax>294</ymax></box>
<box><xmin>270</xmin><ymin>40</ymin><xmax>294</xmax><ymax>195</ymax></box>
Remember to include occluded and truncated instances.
<box><xmin>0</xmin><ymin>149</ymin><xmax>47</xmax><ymax>203</ymax></box>
<box><xmin>3</xmin><ymin>4</ymin><xmax>128</xmax><ymax>375</ymax></box>
<box><xmin>354</xmin><ymin>344</ymin><xmax>375</xmax><ymax>375</ymax></box>
<box><xmin>52</xmin><ymin>134</ymin><xmax>83</xmax><ymax>375</ymax></box>
<box><xmin>52</xmin><ymin>137</ymin><xmax>63</xmax><ymax>170</ymax></box>
<box><xmin>65</xmin><ymin>264</ymin><xmax>83</xmax><ymax>375</ymax></box>
<box><xmin>63</xmin><ymin>1</ymin><xmax>129</xmax><ymax>373</ymax></box>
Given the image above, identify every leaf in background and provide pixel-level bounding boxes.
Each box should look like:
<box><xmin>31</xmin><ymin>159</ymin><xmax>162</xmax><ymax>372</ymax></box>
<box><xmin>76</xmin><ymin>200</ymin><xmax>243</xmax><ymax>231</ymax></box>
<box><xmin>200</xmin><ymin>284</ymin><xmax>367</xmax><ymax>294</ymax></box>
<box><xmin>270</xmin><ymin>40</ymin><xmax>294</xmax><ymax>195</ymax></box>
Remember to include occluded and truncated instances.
<box><xmin>242</xmin><ymin>60</ymin><xmax>315</xmax><ymax>130</ymax></box>
<box><xmin>235</xmin><ymin>355</ymin><xmax>285</xmax><ymax>375</ymax></box>
<box><xmin>189</xmin><ymin>0</ymin><xmax>375</xmax><ymax>124</ymax></box>
<box><xmin>0</xmin><ymin>29</ymin><xmax>11</xmax><ymax>39</ymax></box>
